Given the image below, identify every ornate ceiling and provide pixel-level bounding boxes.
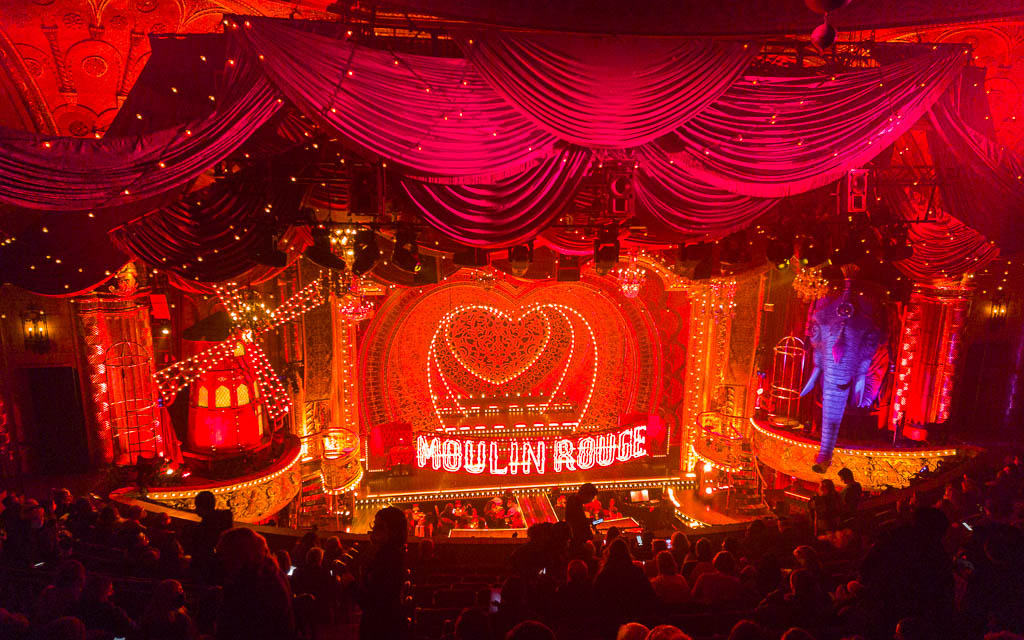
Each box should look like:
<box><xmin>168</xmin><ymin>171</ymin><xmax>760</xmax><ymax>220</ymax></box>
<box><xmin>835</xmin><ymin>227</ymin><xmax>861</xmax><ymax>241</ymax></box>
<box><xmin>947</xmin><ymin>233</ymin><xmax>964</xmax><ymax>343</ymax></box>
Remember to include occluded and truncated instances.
<box><xmin>0</xmin><ymin>1</ymin><xmax>1022</xmax><ymax>156</ymax></box>
<box><xmin>0</xmin><ymin>0</ymin><xmax>326</xmax><ymax>135</ymax></box>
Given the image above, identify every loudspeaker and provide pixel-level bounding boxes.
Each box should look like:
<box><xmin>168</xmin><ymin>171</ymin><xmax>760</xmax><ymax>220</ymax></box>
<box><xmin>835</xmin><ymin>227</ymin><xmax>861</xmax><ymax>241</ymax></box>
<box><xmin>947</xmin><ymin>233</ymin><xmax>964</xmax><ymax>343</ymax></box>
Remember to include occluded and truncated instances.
<box><xmin>25</xmin><ymin>366</ymin><xmax>90</xmax><ymax>472</ymax></box>
<box><xmin>846</xmin><ymin>169</ymin><xmax>869</xmax><ymax>213</ymax></box>
<box><xmin>609</xmin><ymin>172</ymin><xmax>634</xmax><ymax>216</ymax></box>
<box><xmin>453</xmin><ymin>248</ymin><xmax>489</xmax><ymax>267</ymax></box>
<box><xmin>413</xmin><ymin>255</ymin><xmax>439</xmax><ymax>284</ymax></box>
<box><xmin>556</xmin><ymin>254</ymin><xmax>581</xmax><ymax>281</ymax></box>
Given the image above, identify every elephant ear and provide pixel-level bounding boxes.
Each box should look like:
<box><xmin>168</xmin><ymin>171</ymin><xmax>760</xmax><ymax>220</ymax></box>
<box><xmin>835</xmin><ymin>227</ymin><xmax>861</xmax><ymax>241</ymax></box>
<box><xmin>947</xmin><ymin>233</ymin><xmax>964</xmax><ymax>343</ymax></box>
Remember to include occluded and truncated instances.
<box><xmin>860</xmin><ymin>344</ymin><xmax>889</xmax><ymax>407</ymax></box>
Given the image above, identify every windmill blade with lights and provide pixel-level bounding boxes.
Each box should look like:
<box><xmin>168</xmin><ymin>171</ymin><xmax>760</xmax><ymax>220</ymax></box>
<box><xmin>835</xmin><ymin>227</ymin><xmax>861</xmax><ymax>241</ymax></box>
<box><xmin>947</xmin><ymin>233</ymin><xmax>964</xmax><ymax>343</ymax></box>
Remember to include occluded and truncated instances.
<box><xmin>154</xmin><ymin>279</ymin><xmax>326</xmax><ymax>422</ymax></box>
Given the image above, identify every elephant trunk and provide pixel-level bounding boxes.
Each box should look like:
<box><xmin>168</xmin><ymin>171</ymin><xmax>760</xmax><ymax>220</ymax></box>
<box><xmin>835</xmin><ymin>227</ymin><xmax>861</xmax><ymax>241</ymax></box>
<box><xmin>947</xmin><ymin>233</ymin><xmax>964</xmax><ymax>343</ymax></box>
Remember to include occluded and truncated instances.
<box><xmin>819</xmin><ymin>381</ymin><xmax>851</xmax><ymax>464</ymax></box>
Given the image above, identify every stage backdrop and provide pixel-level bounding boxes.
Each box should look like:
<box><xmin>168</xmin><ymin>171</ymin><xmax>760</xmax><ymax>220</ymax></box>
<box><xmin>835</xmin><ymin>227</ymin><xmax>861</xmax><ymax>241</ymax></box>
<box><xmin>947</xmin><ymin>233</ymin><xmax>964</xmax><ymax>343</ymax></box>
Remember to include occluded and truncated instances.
<box><xmin>357</xmin><ymin>270</ymin><xmax>685</xmax><ymax>473</ymax></box>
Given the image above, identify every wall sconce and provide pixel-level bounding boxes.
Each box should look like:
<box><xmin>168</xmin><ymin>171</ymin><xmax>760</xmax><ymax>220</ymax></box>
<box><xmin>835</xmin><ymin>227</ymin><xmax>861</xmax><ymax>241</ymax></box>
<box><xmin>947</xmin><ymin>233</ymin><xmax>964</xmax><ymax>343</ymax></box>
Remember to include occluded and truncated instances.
<box><xmin>21</xmin><ymin>308</ymin><xmax>50</xmax><ymax>352</ymax></box>
<box><xmin>989</xmin><ymin>294</ymin><xmax>1008</xmax><ymax>329</ymax></box>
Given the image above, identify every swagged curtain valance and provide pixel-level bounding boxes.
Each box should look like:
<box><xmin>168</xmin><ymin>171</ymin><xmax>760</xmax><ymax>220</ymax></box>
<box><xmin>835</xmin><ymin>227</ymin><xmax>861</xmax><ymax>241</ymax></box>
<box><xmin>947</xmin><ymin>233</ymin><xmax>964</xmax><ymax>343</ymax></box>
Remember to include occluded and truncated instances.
<box><xmin>0</xmin><ymin>16</ymin><xmax>1018</xmax><ymax>294</ymax></box>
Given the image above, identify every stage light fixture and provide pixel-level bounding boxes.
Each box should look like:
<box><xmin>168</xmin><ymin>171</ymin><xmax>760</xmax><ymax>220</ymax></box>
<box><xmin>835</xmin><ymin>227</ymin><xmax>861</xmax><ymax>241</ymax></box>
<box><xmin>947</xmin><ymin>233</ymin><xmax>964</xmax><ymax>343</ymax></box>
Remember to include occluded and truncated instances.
<box><xmin>508</xmin><ymin>242</ymin><xmax>533</xmax><ymax>276</ymax></box>
<box><xmin>392</xmin><ymin>226</ymin><xmax>422</xmax><ymax>273</ymax></box>
<box><xmin>304</xmin><ymin>226</ymin><xmax>348</xmax><ymax>271</ymax></box>
<box><xmin>252</xmin><ymin>232</ymin><xmax>288</xmax><ymax>268</ymax></box>
<box><xmin>766</xmin><ymin>236</ymin><xmax>793</xmax><ymax>269</ymax></box>
<box><xmin>594</xmin><ymin>228</ymin><xmax>620</xmax><ymax>275</ymax></box>
<box><xmin>351</xmin><ymin>228</ymin><xmax>380</xmax><ymax>275</ymax></box>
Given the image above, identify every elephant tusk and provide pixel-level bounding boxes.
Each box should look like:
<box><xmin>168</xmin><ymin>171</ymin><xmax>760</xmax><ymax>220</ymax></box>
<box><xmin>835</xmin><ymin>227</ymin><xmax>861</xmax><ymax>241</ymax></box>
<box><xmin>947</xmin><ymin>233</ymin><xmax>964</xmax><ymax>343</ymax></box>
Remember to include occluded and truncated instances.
<box><xmin>800</xmin><ymin>367</ymin><xmax>821</xmax><ymax>397</ymax></box>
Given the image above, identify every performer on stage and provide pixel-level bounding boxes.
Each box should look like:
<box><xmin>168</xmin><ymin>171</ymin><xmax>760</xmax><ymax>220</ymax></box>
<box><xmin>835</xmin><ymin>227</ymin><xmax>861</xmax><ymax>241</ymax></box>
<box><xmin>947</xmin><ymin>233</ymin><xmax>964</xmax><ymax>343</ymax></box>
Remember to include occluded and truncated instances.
<box><xmin>565</xmin><ymin>483</ymin><xmax>599</xmax><ymax>547</ymax></box>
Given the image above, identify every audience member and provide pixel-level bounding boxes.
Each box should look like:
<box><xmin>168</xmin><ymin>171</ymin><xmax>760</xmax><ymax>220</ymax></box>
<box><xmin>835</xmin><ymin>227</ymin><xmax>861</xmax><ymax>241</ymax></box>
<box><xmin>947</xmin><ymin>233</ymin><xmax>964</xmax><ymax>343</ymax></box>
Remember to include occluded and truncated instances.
<box><xmin>650</xmin><ymin>551</ymin><xmax>690</xmax><ymax>605</ymax></box>
<box><xmin>215</xmin><ymin>527</ymin><xmax>295</xmax><ymax>640</ymax></box>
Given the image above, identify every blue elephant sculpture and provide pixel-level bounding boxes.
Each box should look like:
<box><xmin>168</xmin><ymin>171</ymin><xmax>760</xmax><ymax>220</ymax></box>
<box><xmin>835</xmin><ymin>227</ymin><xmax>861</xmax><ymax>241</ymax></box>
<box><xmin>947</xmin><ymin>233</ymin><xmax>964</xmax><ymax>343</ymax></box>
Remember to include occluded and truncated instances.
<box><xmin>799</xmin><ymin>272</ymin><xmax>889</xmax><ymax>472</ymax></box>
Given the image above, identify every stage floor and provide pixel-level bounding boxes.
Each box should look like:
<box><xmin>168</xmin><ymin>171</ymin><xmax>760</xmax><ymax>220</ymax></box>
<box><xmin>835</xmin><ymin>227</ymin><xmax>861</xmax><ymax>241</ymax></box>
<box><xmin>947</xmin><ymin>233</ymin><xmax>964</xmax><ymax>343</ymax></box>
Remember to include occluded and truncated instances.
<box><xmin>330</xmin><ymin>458</ymin><xmax>762</xmax><ymax>534</ymax></box>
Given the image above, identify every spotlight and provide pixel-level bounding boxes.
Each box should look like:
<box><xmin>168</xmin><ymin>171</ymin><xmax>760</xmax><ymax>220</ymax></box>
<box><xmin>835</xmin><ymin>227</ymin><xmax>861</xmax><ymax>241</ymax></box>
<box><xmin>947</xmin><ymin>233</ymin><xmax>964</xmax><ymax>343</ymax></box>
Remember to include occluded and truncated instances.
<box><xmin>351</xmin><ymin>228</ymin><xmax>380</xmax><ymax>275</ymax></box>
<box><xmin>766</xmin><ymin>236</ymin><xmax>793</xmax><ymax>269</ymax></box>
<box><xmin>507</xmin><ymin>242</ymin><xmax>533</xmax><ymax>276</ymax></box>
<box><xmin>593</xmin><ymin>228</ymin><xmax>620</xmax><ymax>275</ymax></box>
<box><xmin>392</xmin><ymin>226</ymin><xmax>421</xmax><ymax>273</ymax></box>
<box><xmin>304</xmin><ymin>226</ymin><xmax>348</xmax><ymax>271</ymax></box>
<box><xmin>252</xmin><ymin>232</ymin><xmax>288</xmax><ymax>268</ymax></box>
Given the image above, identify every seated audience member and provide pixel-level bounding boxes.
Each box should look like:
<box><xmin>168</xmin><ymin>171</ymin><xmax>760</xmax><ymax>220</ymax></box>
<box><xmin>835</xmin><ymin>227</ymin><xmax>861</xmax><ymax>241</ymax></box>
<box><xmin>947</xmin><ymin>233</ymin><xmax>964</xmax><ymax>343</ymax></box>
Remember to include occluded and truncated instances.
<box><xmin>646</xmin><ymin>625</ymin><xmax>693</xmax><ymax>640</ymax></box>
<box><xmin>140</xmin><ymin>579</ymin><xmax>196</xmax><ymax>640</ymax></box>
<box><xmin>33</xmin><ymin>559</ymin><xmax>86</xmax><ymax>624</ymax></box>
<box><xmin>75</xmin><ymin>575</ymin><xmax>132</xmax><ymax>639</ymax></box>
<box><xmin>810</xmin><ymin>479</ymin><xmax>841</xmax><ymax>533</ymax></box>
<box><xmin>555</xmin><ymin>559</ymin><xmax>593</xmax><ymax>620</ymax></box>
<box><xmin>453</xmin><ymin>607</ymin><xmax>490</xmax><ymax>640</ymax></box>
<box><xmin>687</xmin><ymin>537</ymin><xmax>715</xmax><ymax>582</ymax></box>
<box><xmin>650</xmin><ymin>551</ymin><xmax>690</xmax><ymax>605</ymax></box>
<box><xmin>505</xmin><ymin>620</ymin><xmax>557</xmax><ymax>640</ymax></box>
<box><xmin>593</xmin><ymin>538</ymin><xmax>655</xmax><ymax>630</ymax></box>
<box><xmin>215</xmin><ymin>527</ymin><xmax>295</xmax><ymax>640</ymax></box>
<box><xmin>274</xmin><ymin>549</ymin><xmax>292</xmax><ymax>574</ymax></box>
<box><xmin>493</xmin><ymin>576</ymin><xmax>537</xmax><ymax>638</ymax></box>
<box><xmin>837</xmin><ymin>468</ymin><xmax>862</xmax><ymax>516</ymax></box>
<box><xmin>669</xmin><ymin>531</ymin><xmax>692</xmax><ymax>568</ymax></box>
<box><xmin>616</xmin><ymin>622</ymin><xmax>650</xmax><ymax>640</ymax></box>
<box><xmin>691</xmin><ymin>551</ymin><xmax>751</xmax><ymax>608</ymax></box>
<box><xmin>728</xmin><ymin>620</ymin><xmax>772</xmax><ymax>640</ymax></box>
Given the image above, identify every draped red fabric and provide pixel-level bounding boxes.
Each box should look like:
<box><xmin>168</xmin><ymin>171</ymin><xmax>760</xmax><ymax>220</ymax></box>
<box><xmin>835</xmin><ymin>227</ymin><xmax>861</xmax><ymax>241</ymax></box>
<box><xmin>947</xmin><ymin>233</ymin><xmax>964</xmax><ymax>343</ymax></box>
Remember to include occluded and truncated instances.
<box><xmin>659</xmin><ymin>46</ymin><xmax>967</xmax><ymax>197</ymax></box>
<box><xmin>0</xmin><ymin>39</ymin><xmax>281</xmax><ymax>212</ymax></box>
<box><xmin>881</xmin><ymin>185</ymin><xmax>997</xmax><ymax>280</ymax></box>
<box><xmin>634</xmin><ymin>145</ymin><xmax>778</xmax><ymax>238</ymax></box>
<box><xmin>928</xmin><ymin>96</ymin><xmax>1024</xmax><ymax>253</ymax></box>
<box><xmin>233</xmin><ymin>17</ymin><xmax>559</xmax><ymax>183</ymax></box>
<box><xmin>400</xmin><ymin>147</ymin><xmax>591</xmax><ymax>247</ymax></box>
<box><xmin>109</xmin><ymin>176</ymin><xmax>311</xmax><ymax>287</ymax></box>
<box><xmin>456</xmin><ymin>31</ymin><xmax>756</xmax><ymax>147</ymax></box>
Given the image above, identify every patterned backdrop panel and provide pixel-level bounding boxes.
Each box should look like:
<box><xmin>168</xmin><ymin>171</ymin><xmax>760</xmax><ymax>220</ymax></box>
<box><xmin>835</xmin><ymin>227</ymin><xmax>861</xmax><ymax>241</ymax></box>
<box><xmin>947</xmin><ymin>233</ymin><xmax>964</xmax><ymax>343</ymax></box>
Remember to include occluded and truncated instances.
<box><xmin>359</xmin><ymin>275</ymin><xmax>663</xmax><ymax>437</ymax></box>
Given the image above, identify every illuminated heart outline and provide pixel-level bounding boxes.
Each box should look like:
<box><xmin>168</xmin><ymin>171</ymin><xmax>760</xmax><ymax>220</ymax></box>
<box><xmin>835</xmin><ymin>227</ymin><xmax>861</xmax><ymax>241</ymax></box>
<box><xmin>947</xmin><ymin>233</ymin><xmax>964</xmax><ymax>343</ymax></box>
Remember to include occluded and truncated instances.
<box><xmin>427</xmin><ymin>302</ymin><xmax>599</xmax><ymax>429</ymax></box>
<box><xmin>443</xmin><ymin>304</ymin><xmax>552</xmax><ymax>385</ymax></box>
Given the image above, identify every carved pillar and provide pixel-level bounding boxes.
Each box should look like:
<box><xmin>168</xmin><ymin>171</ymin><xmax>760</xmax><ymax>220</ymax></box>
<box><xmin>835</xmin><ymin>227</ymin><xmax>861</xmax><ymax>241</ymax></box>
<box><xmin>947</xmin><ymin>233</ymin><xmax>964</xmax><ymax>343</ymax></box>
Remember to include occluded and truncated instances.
<box><xmin>681</xmin><ymin>279</ymin><xmax>737</xmax><ymax>470</ymax></box>
<box><xmin>73</xmin><ymin>293</ymin><xmax>167</xmax><ymax>465</ymax></box>
<box><xmin>889</xmin><ymin>280</ymin><xmax>971</xmax><ymax>439</ymax></box>
<box><xmin>322</xmin><ymin>300</ymin><xmax>363</xmax><ymax>493</ymax></box>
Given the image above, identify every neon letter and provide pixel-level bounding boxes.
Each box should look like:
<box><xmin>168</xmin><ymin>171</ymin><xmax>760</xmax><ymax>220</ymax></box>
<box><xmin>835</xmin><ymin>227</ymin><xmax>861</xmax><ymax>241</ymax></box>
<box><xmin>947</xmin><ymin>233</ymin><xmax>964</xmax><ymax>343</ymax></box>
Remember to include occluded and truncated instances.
<box><xmin>523</xmin><ymin>441</ymin><xmax>545</xmax><ymax>475</ymax></box>
<box><xmin>489</xmin><ymin>441</ymin><xmax>508</xmax><ymax>475</ymax></box>
<box><xmin>416</xmin><ymin>436</ymin><xmax>442</xmax><ymax>470</ymax></box>
<box><xmin>617</xmin><ymin>428</ymin><xmax>634</xmax><ymax>461</ymax></box>
<box><xmin>632</xmin><ymin>426</ymin><xmax>647</xmax><ymax>458</ymax></box>
<box><xmin>509</xmin><ymin>441</ymin><xmax>520</xmax><ymax>475</ymax></box>
<box><xmin>596</xmin><ymin>434</ymin><xmax>617</xmax><ymax>467</ymax></box>
<box><xmin>554</xmin><ymin>439</ymin><xmax>576</xmax><ymax>472</ymax></box>
<box><xmin>464</xmin><ymin>441</ymin><xmax>486</xmax><ymax>474</ymax></box>
<box><xmin>442</xmin><ymin>439</ymin><xmax>462</xmax><ymax>472</ymax></box>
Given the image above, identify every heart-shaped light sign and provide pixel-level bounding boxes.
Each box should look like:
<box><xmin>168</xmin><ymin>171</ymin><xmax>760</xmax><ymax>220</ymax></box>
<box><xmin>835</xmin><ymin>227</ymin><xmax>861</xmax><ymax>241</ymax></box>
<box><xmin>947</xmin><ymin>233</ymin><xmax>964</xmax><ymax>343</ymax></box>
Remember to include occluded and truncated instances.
<box><xmin>444</xmin><ymin>305</ymin><xmax>551</xmax><ymax>385</ymax></box>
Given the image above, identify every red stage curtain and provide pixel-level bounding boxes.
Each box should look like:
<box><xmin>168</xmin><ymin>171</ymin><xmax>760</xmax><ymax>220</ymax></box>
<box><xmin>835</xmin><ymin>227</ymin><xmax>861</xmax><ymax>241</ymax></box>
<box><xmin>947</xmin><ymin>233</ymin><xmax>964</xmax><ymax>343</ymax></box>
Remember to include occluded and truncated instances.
<box><xmin>455</xmin><ymin>31</ymin><xmax>756</xmax><ymax>147</ymax></box>
<box><xmin>928</xmin><ymin>95</ymin><xmax>1024</xmax><ymax>254</ymax></box>
<box><xmin>658</xmin><ymin>46</ymin><xmax>967</xmax><ymax>197</ymax></box>
<box><xmin>109</xmin><ymin>175</ymin><xmax>311</xmax><ymax>290</ymax></box>
<box><xmin>234</xmin><ymin>17</ymin><xmax>559</xmax><ymax>183</ymax></box>
<box><xmin>634</xmin><ymin>145</ymin><xmax>778</xmax><ymax>238</ymax></box>
<box><xmin>400</xmin><ymin>147</ymin><xmax>591</xmax><ymax>247</ymax></box>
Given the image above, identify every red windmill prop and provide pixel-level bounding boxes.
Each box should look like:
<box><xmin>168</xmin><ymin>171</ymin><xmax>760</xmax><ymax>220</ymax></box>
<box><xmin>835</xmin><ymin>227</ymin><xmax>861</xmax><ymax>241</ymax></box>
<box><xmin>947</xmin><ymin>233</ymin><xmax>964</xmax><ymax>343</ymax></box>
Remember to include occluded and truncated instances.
<box><xmin>154</xmin><ymin>280</ymin><xmax>325</xmax><ymax>422</ymax></box>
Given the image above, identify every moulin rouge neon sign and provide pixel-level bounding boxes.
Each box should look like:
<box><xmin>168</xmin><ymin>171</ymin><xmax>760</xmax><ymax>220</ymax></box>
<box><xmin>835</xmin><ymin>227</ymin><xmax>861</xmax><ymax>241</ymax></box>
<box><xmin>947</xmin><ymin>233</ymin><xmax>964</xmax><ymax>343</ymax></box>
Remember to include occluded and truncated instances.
<box><xmin>416</xmin><ymin>425</ymin><xmax>648</xmax><ymax>475</ymax></box>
